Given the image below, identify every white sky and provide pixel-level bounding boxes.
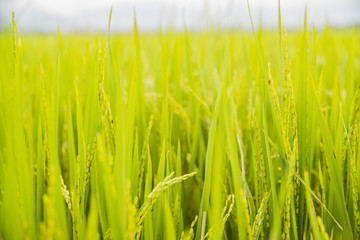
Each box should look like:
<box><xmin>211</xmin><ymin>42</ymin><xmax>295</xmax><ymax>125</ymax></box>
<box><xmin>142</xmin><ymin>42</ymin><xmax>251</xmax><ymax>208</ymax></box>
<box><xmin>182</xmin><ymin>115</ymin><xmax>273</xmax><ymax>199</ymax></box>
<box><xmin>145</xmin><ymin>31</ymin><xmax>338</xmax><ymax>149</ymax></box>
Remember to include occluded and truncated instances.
<box><xmin>0</xmin><ymin>0</ymin><xmax>359</xmax><ymax>32</ymax></box>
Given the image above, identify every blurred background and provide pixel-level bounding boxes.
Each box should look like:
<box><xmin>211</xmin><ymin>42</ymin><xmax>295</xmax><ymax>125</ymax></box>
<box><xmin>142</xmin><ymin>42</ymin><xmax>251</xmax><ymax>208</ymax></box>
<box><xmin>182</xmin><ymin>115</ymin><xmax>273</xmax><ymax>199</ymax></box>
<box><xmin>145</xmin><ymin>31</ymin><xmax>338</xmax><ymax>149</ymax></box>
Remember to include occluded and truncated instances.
<box><xmin>0</xmin><ymin>0</ymin><xmax>359</xmax><ymax>33</ymax></box>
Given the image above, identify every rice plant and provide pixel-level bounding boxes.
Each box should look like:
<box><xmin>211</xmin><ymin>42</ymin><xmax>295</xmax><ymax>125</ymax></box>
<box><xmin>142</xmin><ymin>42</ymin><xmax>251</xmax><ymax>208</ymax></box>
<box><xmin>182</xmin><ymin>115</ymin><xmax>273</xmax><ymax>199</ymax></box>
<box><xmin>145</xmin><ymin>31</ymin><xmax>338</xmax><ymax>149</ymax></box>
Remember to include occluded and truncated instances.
<box><xmin>0</xmin><ymin>4</ymin><xmax>359</xmax><ymax>240</ymax></box>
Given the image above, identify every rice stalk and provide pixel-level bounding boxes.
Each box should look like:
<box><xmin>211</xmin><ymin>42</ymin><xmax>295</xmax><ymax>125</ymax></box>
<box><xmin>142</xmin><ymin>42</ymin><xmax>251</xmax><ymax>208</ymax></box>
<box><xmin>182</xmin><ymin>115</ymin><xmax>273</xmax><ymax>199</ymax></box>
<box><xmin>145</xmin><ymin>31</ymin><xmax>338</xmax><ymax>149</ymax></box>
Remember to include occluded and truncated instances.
<box><xmin>185</xmin><ymin>215</ymin><xmax>198</xmax><ymax>240</ymax></box>
<box><xmin>350</xmin><ymin>124</ymin><xmax>360</xmax><ymax>237</ymax></box>
<box><xmin>251</xmin><ymin>191</ymin><xmax>270</xmax><ymax>240</ymax></box>
<box><xmin>282</xmin><ymin>26</ymin><xmax>298</xmax><ymax>157</ymax></box>
<box><xmin>136</xmin><ymin>114</ymin><xmax>154</xmax><ymax>207</ymax></box>
<box><xmin>202</xmin><ymin>194</ymin><xmax>235</xmax><ymax>240</ymax></box>
<box><xmin>84</xmin><ymin>137</ymin><xmax>97</xmax><ymax>194</ymax></box>
<box><xmin>282</xmin><ymin>140</ymin><xmax>297</xmax><ymax>240</ymax></box>
<box><xmin>135</xmin><ymin>171</ymin><xmax>197</xmax><ymax>237</ymax></box>
<box><xmin>97</xmin><ymin>42</ymin><xmax>116</xmax><ymax>155</ymax></box>
<box><xmin>59</xmin><ymin>175</ymin><xmax>72</xmax><ymax>214</ymax></box>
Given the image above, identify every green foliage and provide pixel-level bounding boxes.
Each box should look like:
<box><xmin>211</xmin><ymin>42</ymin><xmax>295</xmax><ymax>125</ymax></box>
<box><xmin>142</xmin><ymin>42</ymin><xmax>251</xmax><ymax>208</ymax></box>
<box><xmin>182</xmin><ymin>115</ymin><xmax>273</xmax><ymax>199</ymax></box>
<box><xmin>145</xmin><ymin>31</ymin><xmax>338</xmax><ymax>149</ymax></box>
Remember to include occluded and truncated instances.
<box><xmin>0</xmin><ymin>10</ymin><xmax>360</xmax><ymax>240</ymax></box>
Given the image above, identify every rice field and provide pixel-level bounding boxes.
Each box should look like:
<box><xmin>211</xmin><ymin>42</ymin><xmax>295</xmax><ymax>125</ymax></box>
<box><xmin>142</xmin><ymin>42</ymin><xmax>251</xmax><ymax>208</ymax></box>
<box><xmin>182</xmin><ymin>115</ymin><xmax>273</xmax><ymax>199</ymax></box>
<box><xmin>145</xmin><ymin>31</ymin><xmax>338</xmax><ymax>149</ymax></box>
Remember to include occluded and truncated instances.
<box><xmin>0</xmin><ymin>8</ymin><xmax>360</xmax><ymax>240</ymax></box>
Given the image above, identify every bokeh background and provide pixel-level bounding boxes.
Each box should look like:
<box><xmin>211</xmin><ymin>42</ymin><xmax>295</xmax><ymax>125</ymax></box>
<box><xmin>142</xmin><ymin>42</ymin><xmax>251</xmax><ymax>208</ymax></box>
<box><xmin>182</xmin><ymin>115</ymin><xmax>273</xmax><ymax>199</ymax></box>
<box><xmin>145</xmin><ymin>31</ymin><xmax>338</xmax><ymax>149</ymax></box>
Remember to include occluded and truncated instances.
<box><xmin>0</xmin><ymin>0</ymin><xmax>359</xmax><ymax>33</ymax></box>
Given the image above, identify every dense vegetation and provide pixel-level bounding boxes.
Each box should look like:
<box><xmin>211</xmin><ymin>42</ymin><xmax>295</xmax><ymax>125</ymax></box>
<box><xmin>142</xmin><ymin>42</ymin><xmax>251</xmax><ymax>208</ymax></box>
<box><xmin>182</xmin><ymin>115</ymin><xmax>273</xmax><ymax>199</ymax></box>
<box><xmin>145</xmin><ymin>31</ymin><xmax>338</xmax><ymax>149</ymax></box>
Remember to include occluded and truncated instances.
<box><xmin>0</xmin><ymin>9</ymin><xmax>359</xmax><ymax>240</ymax></box>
